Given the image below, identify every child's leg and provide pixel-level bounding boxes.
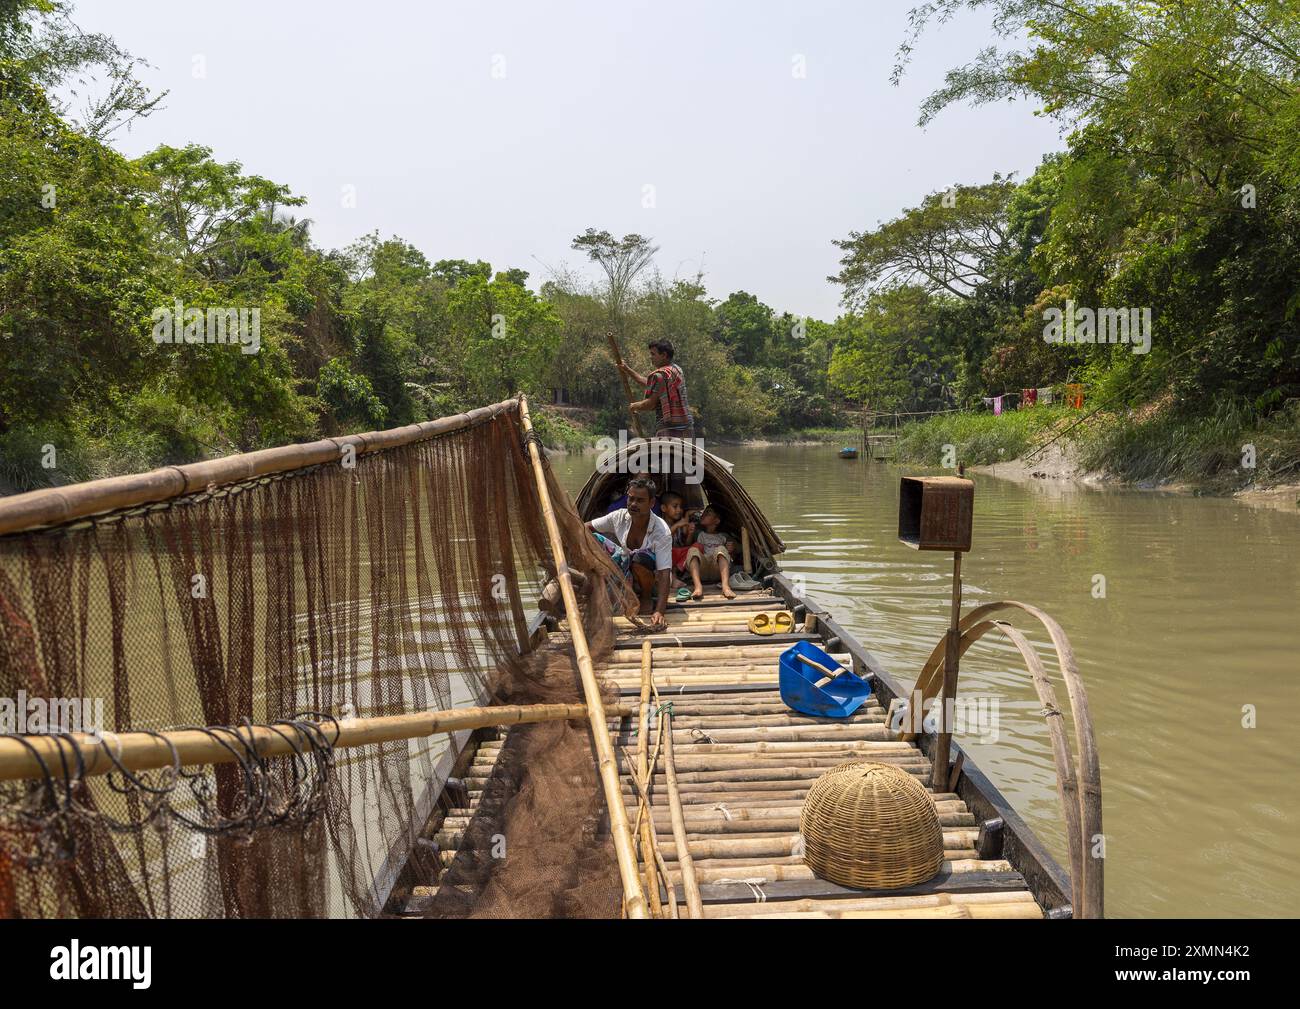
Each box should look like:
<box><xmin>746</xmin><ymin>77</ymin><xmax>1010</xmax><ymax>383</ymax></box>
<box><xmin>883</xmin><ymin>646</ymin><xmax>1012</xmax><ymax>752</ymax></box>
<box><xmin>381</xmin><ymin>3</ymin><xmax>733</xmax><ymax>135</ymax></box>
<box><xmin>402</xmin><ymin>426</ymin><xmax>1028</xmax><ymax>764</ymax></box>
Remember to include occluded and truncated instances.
<box><xmin>717</xmin><ymin>553</ymin><xmax>735</xmax><ymax>599</ymax></box>
<box><xmin>686</xmin><ymin>556</ymin><xmax>704</xmax><ymax>600</ymax></box>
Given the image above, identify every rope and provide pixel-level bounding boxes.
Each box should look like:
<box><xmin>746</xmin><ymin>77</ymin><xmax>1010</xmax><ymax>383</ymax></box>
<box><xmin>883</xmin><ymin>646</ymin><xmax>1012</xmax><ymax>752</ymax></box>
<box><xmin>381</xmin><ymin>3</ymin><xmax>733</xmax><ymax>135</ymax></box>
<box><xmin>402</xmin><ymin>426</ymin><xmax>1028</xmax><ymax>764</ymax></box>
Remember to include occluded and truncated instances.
<box><xmin>716</xmin><ymin>877</ymin><xmax>768</xmax><ymax>902</ymax></box>
<box><xmin>520</xmin><ymin>429</ymin><xmax>547</xmax><ymax>455</ymax></box>
<box><xmin>0</xmin><ymin>713</ymin><xmax>339</xmax><ymax>866</ymax></box>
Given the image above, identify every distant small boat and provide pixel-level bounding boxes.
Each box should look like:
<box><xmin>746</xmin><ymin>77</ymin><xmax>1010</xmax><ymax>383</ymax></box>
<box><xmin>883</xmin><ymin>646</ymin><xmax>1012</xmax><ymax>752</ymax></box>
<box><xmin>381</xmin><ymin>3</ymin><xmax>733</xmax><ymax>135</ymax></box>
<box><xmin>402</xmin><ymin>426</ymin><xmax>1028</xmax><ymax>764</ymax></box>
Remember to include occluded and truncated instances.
<box><xmin>839</xmin><ymin>446</ymin><xmax>859</xmax><ymax>459</ymax></box>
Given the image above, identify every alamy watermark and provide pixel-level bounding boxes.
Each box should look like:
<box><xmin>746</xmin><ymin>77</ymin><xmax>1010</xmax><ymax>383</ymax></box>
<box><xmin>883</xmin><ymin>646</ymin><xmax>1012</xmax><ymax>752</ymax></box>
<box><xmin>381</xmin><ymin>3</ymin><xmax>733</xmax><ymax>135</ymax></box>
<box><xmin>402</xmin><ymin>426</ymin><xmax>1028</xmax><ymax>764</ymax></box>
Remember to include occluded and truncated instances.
<box><xmin>1</xmin><ymin>691</ymin><xmax>105</xmax><ymax>737</ymax></box>
<box><xmin>595</xmin><ymin>430</ymin><xmax>707</xmax><ymax>485</ymax></box>
<box><xmin>152</xmin><ymin>300</ymin><xmax>260</xmax><ymax>354</ymax></box>
<box><xmin>50</xmin><ymin>941</ymin><xmax>151</xmax><ymax>989</ymax></box>
<box><xmin>1043</xmin><ymin>300</ymin><xmax>1150</xmax><ymax>355</ymax></box>
<box><xmin>888</xmin><ymin>690</ymin><xmax>1001</xmax><ymax>743</ymax></box>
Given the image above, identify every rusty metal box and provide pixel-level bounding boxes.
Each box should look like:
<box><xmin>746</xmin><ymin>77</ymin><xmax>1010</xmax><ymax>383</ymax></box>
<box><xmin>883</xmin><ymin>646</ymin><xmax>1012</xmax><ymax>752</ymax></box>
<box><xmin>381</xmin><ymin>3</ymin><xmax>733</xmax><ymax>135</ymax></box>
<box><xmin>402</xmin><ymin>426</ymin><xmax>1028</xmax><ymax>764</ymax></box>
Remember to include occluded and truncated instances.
<box><xmin>898</xmin><ymin>476</ymin><xmax>974</xmax><ymax>551</ymax></box>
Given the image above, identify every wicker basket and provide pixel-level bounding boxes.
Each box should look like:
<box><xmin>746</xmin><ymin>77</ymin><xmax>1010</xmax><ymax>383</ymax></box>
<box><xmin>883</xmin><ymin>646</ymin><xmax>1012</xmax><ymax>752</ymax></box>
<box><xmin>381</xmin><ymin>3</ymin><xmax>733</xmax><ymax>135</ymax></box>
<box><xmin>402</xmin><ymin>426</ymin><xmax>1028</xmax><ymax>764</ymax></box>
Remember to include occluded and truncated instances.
<box><xmin>800</xmin><ymin>760</ymin><xmax>945</xmax><ymax>889</ymax></box>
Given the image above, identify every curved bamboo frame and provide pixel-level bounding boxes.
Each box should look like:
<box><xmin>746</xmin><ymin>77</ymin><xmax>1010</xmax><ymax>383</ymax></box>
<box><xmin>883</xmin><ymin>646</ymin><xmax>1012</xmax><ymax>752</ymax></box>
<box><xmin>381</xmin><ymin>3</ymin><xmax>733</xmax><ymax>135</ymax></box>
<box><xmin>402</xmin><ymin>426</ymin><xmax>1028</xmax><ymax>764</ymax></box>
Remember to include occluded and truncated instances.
<box><xmin>901</xmin><ymin>600</ymin><xmax>1102</xmax><ymax>919</ymax></box>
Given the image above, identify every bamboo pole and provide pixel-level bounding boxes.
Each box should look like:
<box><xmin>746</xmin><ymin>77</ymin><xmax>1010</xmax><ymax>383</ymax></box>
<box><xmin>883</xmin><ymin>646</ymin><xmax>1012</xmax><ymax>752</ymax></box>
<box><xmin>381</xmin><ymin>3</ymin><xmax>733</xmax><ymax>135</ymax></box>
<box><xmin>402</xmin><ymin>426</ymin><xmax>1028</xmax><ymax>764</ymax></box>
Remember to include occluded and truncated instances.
<box><xmin>625</xmin><ymin>708</ymin><xmax>667</xmax><ymax>865</ymax></box>
<box><xmin>621</xmin><ymin>740</ymin><xmax>672</xmax><ymax>920</ymax></box>
<box><xmin>636</xmin><ymin>641</ymin><xmax>663</xmax><ymax>917</ymax></box>
<box><xmin>606</xmin><ymin>331</ymin><xmax>646</xmax><ymax>438</ymax></box>
<box><xmin>0</xmin><ymin>399</ymin><xmax>522</xmax><ymax>536</ymax></box>
<box><xmin>662</xmin><ymin>704</ymin><xmax>703</xmax><ymax>919</ymax></box>
<box><xmin>517</xmin><ymin>394</ymin><xmax>648</xmax><ymax>919</ymax></box>
<box><xmin>931</xmin><ymin>550</ymin><xmax>962</xmax><ymax>786</ymax></box>
<box><xmin>655</xmin><ymin>849</ymin><xmax>680</xmax><ymax>920</ymax></box>
<box><xmin>0</xmin><ymin>701</ymin><xmax>632</xmax><ymax>782</ymax></box>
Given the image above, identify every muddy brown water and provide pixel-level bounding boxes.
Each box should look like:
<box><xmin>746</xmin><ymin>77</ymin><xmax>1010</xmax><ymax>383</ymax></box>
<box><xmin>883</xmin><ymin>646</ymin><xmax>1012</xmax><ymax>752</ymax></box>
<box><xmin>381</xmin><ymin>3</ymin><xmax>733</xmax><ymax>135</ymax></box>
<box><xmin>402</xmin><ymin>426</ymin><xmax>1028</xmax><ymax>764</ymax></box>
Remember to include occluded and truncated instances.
<box><xmin>554</xmin><ymin>445</ymin><xmax>1300</xmax><ymax>918</ymax></box>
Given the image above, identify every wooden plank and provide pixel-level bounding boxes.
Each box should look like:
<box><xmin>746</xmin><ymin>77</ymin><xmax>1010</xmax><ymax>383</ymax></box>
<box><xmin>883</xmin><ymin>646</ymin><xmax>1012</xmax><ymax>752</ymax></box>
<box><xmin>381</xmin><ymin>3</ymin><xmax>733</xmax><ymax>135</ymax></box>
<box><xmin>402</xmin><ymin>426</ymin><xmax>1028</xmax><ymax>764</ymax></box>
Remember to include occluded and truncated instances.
<box><xmin>613</xmin><ymin>631</ymin><xmax>813</xmax><ymax>650</ymax></box>
<box><xmin>689</xmin><ymin>870</ymin><xmax>1029</xmax><ymax>906</ymax></box>
<box><xmin>668</xmin><ymin>596</ymin><xmax>776</xmax><ymax>611</ymax></box>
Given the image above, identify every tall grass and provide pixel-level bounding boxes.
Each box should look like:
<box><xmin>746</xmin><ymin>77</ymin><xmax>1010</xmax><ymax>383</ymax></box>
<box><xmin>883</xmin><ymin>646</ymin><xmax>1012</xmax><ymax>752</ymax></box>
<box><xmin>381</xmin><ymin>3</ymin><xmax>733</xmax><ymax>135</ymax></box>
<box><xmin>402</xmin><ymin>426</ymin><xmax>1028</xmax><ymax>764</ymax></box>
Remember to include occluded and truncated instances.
<box><xmin>1075</xmin><ymin>399</ymin><xmax>1300</xmax><ymax>489</ymax></box>
<box><xmin>894</xmin><ymin>407</ymin><xmax>1069</xmax><ymax>468</ymax></box>
<box><xmin>894</xmin><ymin>399</ymin><xmax>1300</xmax><ymax>490</ymax></box>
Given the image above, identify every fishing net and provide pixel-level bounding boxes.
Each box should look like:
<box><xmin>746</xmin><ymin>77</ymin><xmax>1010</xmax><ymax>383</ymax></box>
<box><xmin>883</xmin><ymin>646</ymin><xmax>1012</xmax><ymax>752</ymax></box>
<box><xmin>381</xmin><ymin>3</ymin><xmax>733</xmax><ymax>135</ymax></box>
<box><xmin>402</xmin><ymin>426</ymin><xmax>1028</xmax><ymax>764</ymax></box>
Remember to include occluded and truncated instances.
<box><xmin>0</xmin><ymin>400</ymin><xmax>635</xmax><ymax>918</ymax></box>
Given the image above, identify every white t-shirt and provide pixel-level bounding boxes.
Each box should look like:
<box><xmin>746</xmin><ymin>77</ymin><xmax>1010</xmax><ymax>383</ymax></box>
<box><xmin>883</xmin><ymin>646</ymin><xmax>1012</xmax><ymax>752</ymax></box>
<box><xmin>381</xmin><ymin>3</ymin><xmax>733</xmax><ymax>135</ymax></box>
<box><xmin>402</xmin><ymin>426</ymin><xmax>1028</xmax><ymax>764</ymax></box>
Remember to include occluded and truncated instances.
<box><xmin>590</xmin><ymin>509</ymin><xmax>673</xmax><ymax>571</ymax></box>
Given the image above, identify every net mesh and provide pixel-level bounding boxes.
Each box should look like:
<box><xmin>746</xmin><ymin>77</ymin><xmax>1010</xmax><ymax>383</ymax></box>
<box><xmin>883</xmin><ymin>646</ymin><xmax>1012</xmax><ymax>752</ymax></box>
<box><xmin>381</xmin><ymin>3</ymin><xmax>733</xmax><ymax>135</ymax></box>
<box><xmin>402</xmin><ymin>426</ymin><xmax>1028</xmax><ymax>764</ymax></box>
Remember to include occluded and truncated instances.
<box><xmin>0</xmin><ymin>402</ymin><xmax>634</xmax><ymax>918</ymax></box>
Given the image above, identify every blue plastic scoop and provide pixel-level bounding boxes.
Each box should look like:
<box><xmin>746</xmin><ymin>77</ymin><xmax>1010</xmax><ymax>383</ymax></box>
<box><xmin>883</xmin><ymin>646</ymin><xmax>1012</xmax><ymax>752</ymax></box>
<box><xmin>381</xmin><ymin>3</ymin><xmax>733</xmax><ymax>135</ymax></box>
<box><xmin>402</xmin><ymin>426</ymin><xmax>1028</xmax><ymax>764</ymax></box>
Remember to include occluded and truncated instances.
<box><xmin>779</xmin><ymin>641</ymin><xmax>873</xmax><ymax>719</ymax></box>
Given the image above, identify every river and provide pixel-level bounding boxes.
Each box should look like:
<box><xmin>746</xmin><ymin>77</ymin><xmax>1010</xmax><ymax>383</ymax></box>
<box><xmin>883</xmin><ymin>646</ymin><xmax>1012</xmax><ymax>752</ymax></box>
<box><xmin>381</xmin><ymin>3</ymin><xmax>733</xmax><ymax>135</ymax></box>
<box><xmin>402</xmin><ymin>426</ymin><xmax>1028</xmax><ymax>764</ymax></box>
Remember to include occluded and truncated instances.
<box><xmin>554</xmin><ymin>444</ymin><xmax>1300</xmax><ymax>918</ymax></box>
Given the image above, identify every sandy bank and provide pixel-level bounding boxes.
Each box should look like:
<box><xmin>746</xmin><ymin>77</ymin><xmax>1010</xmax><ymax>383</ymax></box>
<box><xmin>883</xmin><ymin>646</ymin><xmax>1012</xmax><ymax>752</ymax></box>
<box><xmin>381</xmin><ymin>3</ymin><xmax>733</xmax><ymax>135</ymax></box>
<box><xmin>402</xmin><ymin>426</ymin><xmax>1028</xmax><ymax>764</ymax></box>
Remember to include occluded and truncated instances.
<box><xmin>969</xmin><ymin>442</ymin><xmax>1300</xmax><ymax>513</ymax></box>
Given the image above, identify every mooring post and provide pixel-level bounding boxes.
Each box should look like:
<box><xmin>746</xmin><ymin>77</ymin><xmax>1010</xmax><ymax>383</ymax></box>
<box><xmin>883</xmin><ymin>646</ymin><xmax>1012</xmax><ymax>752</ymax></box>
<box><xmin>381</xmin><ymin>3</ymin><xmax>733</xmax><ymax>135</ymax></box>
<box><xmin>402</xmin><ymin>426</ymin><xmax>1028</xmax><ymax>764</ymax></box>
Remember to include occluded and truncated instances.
<box><xmin>932</xmin><ymin>548</ymin><xmax>963</xmax><ymax>785</ymax></box>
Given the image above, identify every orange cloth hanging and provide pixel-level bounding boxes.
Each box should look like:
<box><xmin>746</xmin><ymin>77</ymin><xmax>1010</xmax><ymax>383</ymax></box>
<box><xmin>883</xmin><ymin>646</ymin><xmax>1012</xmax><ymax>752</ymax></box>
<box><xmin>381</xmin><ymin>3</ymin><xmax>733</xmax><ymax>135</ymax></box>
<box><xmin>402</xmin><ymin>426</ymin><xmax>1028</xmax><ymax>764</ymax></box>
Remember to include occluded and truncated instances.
<box><xmin>1066</xmin><ymin>383</ymin><xmax>1084</xmax><ymax>409</ymax></box>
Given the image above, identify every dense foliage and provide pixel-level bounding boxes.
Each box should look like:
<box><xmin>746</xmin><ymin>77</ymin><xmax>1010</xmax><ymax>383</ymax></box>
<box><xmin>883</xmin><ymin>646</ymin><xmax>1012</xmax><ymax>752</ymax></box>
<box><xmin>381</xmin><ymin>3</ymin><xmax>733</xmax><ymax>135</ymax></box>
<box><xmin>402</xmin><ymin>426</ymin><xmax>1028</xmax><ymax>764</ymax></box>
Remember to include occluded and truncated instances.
<box><xmin>2</xmin><ymin>1</ymin><xmax>1296</xmax><ymax>491</ymax></box>
<box><xmin>846</xmin><ymin>0</ymin><xmax>1300</xmax><ymax>423</ymax></box>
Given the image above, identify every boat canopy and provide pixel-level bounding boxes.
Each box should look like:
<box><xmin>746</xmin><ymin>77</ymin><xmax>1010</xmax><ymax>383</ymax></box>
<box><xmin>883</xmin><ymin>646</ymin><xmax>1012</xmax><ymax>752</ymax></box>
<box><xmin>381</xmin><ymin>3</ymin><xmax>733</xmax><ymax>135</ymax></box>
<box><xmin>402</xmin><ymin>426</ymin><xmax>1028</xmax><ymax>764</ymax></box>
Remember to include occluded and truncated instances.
<box><xmin>574</xmin><ymin>438</ymin><xmax>785</xmax><ymax>561</ymax></box>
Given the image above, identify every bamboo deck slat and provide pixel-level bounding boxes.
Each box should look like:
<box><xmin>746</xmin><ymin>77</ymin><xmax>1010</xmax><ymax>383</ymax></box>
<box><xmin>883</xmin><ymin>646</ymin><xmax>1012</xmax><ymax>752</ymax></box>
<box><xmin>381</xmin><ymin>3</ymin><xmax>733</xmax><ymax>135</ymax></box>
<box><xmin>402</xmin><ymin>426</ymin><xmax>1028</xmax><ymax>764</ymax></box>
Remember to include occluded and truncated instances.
<box><xmin>416</xmin><ymin>589</ymin><xmax>1047</xmax><ymax>919</ymax></box>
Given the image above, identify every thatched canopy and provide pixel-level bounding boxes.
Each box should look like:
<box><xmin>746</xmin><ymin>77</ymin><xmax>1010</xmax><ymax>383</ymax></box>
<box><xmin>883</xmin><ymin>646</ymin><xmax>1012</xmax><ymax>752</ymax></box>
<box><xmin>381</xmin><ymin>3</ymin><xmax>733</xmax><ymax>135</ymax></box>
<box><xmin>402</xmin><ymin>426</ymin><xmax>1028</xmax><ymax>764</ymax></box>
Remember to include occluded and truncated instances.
<box><xmin>574</xmin><ymin>439</ymin><xmax>785</xmax><ymax>561</ymax></box>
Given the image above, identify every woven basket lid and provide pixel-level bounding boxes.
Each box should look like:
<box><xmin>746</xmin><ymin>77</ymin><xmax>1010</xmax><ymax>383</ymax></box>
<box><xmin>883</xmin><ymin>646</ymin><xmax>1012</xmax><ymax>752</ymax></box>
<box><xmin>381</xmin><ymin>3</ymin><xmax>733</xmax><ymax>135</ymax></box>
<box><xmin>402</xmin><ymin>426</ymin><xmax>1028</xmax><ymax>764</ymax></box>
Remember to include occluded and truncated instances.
<box><xmin>800</xmin><ymin>760</ymin><xmax>945</xmax><ymax>890</ymax></box>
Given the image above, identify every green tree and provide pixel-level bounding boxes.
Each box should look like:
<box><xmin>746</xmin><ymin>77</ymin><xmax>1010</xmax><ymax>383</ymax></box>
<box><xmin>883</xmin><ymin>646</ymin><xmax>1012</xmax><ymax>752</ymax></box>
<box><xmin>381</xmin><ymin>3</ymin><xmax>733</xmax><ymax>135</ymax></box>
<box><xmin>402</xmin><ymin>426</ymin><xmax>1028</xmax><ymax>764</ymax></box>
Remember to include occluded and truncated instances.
<box><xmin>570</xmin><ymin>228</ymin><xmax>659</xmax><ymax>325</ymax></box>
<box><xmin>828</xmin><ymin>286</ymin><xmax>958</xmax><ymax>412</ymax></box>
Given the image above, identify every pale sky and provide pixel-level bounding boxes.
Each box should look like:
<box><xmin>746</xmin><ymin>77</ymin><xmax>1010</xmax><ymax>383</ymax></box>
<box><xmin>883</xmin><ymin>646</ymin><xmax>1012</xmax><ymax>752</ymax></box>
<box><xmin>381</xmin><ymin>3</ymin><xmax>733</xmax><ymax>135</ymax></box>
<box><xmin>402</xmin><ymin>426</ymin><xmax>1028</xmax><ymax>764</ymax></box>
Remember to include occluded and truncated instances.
<box><xmin>68</xmin><ymin>0</ymin><xmax>1064</xmax><ymax>321</ymax></box>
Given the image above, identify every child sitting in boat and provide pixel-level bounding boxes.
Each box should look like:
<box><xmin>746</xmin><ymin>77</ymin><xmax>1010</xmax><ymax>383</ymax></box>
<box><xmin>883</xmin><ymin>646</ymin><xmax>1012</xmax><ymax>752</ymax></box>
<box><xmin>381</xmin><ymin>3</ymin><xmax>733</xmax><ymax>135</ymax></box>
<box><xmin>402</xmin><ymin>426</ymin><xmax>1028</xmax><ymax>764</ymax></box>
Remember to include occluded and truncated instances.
<box><xmin>659</xmin><ymin>491</ymin><xmax>696</xmax><ymax>577</ymax></box>
<box><xmin>681</xmin><ymin>505</ymin><xmax>737</xmax><ymax>600</ymax></box>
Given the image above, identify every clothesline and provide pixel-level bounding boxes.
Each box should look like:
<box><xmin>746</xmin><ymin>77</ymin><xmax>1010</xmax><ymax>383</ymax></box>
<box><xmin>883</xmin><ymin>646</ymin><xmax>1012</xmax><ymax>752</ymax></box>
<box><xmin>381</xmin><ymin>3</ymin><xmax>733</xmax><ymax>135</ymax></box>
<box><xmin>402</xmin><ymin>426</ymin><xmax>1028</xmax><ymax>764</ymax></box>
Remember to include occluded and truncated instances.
<box><xmin>980</xmin><ymin>383</ymin><xmax>1082</xmax><ymax>414</ymax></box>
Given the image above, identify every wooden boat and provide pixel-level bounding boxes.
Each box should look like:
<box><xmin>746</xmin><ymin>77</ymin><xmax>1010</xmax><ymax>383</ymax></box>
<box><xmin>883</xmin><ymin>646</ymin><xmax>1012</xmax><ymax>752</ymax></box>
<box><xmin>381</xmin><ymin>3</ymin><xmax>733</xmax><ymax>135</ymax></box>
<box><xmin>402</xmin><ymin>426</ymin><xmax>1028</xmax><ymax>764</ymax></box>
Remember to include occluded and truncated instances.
<box><xmin>397</xmin><ymin>435</ymin><xmax>1101</xmax><ymax>920</ymax></box>
<box><xmin>838</xmin><ymin>446</ymin><xmax>859</xmax><ymax>459</ymax></box>
<box><xmin>0</xmin><ymin>402</ymin><xmax>1097</xmax><ymax>921</ymax></box>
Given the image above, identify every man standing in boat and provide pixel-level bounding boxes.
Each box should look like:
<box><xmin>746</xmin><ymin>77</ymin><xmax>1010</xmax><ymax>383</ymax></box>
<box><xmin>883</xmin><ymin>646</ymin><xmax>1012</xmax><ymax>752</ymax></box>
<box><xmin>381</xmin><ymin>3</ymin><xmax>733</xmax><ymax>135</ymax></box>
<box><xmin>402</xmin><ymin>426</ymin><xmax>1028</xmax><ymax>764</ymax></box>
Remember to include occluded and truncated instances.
<box><xmin>620</xmin><ymin>339</ymin><xmax>693</xmax><ymax>439</ymax></box>
<box><xmin>585</xmin><ymin>476</ymin><xmax>673</xmax><ymax>630</ymax></box>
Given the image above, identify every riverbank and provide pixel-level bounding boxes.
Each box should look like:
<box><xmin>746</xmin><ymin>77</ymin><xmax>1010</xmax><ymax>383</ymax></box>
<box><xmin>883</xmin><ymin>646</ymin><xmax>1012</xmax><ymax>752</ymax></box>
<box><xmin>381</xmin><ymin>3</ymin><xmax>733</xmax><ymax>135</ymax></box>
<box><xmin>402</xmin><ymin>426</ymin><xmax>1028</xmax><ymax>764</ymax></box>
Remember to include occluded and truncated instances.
<box><xmin>533</xmin><ymin>407</ymin><xmax>859</xmax><ymax>453</ymax></box>
<box><xmin>717</xmin><ymin>428</ymin><xmax>860</xmax><ymax>448</ymax></box>
<box><xmin>894</xmin><ymin>403</ymin><xmax>1300</xmax><ymax>511</ymax></box>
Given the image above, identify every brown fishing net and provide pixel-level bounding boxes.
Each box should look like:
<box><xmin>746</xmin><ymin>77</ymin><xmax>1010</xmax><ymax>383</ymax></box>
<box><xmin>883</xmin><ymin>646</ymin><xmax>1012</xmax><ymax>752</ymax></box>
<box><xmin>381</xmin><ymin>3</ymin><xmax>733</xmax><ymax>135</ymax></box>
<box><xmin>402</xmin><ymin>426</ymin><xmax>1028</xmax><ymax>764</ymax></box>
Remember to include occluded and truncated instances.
<box><xmin>0</xmin><ymin>400</ymin><xmax>634</xmax><ymax>918</ymax></box>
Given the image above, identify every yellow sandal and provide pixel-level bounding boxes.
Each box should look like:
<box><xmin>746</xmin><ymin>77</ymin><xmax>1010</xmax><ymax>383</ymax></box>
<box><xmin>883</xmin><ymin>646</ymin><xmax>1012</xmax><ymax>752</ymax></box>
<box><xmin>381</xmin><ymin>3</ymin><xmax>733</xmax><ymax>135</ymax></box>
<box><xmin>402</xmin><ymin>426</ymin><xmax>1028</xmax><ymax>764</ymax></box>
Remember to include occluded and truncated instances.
<box><xmin>747</xmin><ymin>612</ymin><xmax>775</xmax><ymax>635</ymax></box>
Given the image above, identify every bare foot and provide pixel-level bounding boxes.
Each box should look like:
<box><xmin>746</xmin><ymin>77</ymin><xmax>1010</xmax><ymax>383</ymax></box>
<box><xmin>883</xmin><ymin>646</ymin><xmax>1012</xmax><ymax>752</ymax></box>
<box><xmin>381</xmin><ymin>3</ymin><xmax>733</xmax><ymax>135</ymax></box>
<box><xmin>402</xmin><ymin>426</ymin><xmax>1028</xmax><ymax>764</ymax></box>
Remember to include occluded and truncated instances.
<box><xmin>691</xmin><ymin>588</ymin><xmax>704</xmax><ymax>601</ymax></box>
<box><xmin>721</xmin><ymin>585</ymin><xmax>736</xmax><ymax>600</ymax></box>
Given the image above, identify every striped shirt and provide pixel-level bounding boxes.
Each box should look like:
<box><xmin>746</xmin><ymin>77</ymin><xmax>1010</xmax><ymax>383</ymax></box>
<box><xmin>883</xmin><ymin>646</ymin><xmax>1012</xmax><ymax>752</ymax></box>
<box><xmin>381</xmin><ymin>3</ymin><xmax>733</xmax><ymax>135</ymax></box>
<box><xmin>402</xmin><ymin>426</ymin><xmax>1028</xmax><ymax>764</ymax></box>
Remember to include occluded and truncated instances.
<box><xmin>646</xmin><ymin>364</ymin><xmax>691</xmax><ymax>433</ymax></box>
